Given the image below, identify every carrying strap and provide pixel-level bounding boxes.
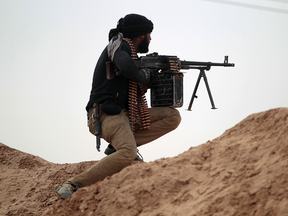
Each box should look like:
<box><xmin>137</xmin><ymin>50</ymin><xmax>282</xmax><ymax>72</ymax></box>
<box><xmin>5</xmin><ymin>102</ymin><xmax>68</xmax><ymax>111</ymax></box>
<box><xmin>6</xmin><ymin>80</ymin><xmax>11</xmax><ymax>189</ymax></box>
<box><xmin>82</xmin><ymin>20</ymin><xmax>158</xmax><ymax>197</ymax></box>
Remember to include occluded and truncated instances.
<box><xmin>107</xmin><ymin>33</ymin><xmax>123</xmax><ymax>62</ymax></box>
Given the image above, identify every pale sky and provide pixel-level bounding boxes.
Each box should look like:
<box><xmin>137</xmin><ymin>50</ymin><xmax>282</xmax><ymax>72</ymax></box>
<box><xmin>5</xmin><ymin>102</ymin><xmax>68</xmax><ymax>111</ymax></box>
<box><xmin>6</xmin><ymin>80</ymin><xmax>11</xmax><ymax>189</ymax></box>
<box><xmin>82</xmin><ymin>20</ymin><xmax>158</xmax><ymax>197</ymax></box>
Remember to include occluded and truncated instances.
<box><xmin>1</xmin><ymin>0</ymin><xmax>288</xmax><ymax>164</ymax></box>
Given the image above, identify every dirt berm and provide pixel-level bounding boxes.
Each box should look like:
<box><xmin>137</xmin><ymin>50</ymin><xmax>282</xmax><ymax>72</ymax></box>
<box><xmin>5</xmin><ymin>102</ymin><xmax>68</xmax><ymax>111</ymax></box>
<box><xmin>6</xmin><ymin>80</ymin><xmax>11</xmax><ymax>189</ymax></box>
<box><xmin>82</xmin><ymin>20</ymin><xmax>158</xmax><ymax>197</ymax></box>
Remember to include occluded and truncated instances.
<box><xmin>1</xmin><ymin>107</ymin><xmax>288</xmax><ymax>216</ymax></box>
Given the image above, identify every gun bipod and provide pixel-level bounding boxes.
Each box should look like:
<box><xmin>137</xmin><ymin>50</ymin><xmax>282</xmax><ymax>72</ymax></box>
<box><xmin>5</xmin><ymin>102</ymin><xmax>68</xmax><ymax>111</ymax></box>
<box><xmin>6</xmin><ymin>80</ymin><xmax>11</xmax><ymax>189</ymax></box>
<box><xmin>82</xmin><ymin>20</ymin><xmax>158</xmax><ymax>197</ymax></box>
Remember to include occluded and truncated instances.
<box><xmin>187</xmin><ymin>68</ymin><xmax>217</xmax><ymax>111</ymax></box>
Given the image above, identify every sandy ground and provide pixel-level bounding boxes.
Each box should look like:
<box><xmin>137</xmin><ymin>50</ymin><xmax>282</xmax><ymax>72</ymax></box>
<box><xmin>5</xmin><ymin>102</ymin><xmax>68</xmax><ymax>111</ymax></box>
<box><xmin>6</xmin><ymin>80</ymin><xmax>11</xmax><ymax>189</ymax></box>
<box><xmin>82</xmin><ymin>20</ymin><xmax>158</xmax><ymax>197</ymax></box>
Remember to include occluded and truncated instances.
<box><xmin>1</xmin><ymin>107</ymin><xmax>288</xmax><ymax>216</ymax></box>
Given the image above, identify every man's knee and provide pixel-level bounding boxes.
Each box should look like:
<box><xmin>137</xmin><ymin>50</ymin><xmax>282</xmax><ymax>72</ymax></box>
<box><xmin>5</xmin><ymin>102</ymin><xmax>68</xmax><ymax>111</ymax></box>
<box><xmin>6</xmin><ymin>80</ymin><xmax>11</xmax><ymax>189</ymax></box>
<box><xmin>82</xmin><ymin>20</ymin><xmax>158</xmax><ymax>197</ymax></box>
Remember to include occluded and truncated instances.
<box><xmin>170</xmin><ymin>108</ymin><xmax>181</xmax><ymax>129</ymax></box>
<box><xmin>117</xmin><ymin>145</ymin><xmax>137</xmax><ymax>163</ymax></box>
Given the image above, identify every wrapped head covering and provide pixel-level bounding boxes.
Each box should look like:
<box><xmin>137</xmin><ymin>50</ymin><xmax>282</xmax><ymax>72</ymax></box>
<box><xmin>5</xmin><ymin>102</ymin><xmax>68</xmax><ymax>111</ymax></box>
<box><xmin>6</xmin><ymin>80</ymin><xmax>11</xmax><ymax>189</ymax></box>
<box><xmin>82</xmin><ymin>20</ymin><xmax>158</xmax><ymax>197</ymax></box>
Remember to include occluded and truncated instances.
<box><xmin>109</xmin><ymin>14</ymin><xmax>153</xmax><ymax>41</ymax></box>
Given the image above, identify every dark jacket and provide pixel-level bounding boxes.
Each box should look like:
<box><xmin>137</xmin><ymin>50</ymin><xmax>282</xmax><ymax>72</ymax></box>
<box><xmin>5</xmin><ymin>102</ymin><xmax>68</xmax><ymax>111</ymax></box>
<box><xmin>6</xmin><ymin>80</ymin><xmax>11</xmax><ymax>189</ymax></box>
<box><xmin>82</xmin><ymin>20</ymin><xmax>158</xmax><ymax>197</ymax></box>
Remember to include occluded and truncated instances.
<box><xmin>86</xmin><ymin>40</ymin><xmax>147</xmax><ymax>112</ymax></box>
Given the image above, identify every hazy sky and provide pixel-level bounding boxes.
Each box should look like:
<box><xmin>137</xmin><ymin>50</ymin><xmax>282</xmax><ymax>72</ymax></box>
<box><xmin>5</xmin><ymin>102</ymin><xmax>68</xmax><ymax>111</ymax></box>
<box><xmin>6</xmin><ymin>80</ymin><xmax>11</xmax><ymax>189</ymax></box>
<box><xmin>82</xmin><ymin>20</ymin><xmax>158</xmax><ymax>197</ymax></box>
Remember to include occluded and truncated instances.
<box><xmin>1</xmin><ymin>0</ymin><xmax>288</xmax><ymax>164</ymax></box>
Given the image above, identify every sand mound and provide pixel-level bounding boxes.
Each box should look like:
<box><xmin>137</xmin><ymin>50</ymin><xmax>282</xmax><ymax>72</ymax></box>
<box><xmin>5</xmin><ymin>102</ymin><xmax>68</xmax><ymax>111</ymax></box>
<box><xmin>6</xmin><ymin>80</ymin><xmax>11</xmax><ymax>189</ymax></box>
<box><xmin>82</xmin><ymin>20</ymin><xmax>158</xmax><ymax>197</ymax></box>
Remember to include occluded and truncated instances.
<box><xmin>1</xmin><ymin>107</ymin><xmax>288</xmax><ymax>216</ymax></box>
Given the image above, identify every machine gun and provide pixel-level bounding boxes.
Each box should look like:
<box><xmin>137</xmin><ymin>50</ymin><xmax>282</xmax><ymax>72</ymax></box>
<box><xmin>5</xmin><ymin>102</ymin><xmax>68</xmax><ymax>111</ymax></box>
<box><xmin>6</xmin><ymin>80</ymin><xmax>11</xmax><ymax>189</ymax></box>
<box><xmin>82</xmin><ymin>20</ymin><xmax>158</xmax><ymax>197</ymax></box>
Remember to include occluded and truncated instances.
<box><xmin>134</xmin><ymin>53</ymin><xmax>235</xmax><ymax>110</ymax></box>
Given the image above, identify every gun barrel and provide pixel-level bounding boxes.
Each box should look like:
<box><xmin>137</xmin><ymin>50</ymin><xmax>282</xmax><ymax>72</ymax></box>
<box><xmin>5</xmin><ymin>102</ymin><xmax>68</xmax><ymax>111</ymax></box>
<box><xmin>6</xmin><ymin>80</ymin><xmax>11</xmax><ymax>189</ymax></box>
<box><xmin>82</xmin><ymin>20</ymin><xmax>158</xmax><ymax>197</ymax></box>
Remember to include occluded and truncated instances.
<box><xmin>180</xmin><ymin>60</ymin><xmax>235</xmax><ymax>69</ymax></box>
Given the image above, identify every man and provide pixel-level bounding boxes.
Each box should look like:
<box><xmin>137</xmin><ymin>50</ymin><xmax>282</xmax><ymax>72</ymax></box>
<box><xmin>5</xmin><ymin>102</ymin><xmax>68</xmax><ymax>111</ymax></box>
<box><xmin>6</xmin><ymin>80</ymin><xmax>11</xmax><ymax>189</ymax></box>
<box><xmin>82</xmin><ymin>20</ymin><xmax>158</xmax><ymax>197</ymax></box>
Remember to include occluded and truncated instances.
<box><xmin>56</xmin><ymin>14</ymin><xmax>181</xmax><ymax>199</ymax></box>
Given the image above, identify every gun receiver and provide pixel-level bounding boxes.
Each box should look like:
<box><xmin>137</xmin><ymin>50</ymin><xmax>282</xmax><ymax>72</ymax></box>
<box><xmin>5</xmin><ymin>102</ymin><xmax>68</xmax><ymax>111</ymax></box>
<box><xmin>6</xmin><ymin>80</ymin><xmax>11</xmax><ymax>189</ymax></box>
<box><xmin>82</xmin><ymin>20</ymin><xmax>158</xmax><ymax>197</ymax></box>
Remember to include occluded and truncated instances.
<box><xmin>136</xmin><ymin>53</ymin><xmax>235</xmax><ymax>110</ymax></box>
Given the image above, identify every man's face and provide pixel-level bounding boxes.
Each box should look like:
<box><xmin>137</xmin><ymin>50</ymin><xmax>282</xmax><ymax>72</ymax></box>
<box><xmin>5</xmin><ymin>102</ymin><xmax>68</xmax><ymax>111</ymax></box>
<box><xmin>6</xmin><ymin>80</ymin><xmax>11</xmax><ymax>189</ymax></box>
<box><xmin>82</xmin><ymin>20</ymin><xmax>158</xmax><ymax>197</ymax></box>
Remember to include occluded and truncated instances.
<box><xmin>138</xmin><ymin>33</ymin><xmax>151</xmax><ymax>53</ymax></box>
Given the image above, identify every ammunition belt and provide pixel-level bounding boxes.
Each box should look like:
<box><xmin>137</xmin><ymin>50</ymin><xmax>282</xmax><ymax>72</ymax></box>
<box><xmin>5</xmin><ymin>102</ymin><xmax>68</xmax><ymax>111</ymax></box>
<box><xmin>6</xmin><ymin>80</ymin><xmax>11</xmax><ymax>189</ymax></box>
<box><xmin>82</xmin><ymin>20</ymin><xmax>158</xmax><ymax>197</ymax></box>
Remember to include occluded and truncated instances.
<box><xmin>123</xmin><ymin>37</ymin><xmax>150</xmax><ymax>133</ymax></box>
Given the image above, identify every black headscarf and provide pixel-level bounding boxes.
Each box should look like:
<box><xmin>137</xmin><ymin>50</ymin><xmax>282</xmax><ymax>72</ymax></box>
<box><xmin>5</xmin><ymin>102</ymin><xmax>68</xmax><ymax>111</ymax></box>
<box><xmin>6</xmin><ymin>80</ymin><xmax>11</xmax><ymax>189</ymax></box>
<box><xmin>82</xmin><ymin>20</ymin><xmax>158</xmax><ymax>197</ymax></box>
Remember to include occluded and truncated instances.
<box><xmin>108</xmin><ymin>14</ymin><xmax>153</xmax><ymax>41</ymax></box>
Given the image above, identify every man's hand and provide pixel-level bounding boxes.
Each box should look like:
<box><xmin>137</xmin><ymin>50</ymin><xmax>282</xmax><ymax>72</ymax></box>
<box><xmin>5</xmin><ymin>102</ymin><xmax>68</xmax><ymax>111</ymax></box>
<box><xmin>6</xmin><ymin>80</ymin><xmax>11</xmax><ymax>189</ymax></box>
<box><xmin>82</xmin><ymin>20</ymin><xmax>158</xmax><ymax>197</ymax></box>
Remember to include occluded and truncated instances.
<box><xmin>140</xmin><ymin>68</ymin><xmax>151</xmax><ymax>85</ymax></box>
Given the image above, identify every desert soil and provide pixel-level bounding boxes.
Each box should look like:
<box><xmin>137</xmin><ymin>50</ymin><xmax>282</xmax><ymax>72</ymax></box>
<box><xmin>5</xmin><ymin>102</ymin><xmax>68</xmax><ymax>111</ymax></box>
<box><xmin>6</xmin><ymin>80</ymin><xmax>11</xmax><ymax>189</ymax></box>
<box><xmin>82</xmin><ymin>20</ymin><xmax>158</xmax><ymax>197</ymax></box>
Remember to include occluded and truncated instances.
<box><xmin>1</xmin><ymin>107</ymin><xmax>288</xmax><ymax>216</ymax></box>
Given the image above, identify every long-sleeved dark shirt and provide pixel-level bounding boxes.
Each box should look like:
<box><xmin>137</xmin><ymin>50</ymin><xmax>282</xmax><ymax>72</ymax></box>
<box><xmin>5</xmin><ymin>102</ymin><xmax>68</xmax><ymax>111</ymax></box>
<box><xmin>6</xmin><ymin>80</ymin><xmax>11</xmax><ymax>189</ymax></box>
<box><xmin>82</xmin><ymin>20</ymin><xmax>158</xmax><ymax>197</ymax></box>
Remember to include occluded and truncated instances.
<box><xmin>85</xmin><ymin>40</ymin><xmax>148</xmax><ymax>112</ymax></box>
